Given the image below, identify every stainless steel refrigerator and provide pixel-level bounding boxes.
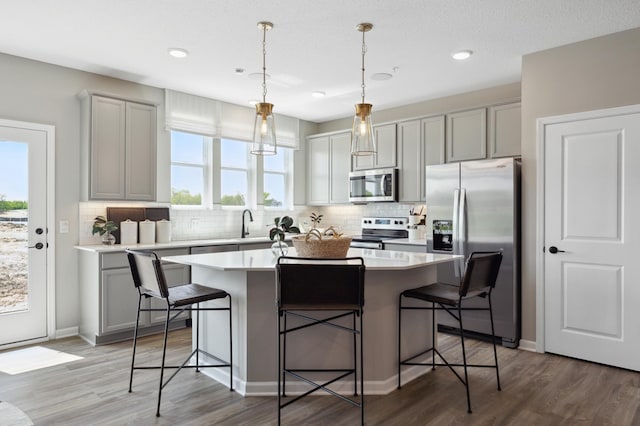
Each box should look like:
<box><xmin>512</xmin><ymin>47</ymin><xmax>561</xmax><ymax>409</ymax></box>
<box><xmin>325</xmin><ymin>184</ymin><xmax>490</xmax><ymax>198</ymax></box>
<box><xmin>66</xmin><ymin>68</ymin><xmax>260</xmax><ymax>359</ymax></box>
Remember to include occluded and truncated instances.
<box><xmin>426</xmin><ymin>158</ymin><xmax>521</xmax><ymax>348</ymax></box>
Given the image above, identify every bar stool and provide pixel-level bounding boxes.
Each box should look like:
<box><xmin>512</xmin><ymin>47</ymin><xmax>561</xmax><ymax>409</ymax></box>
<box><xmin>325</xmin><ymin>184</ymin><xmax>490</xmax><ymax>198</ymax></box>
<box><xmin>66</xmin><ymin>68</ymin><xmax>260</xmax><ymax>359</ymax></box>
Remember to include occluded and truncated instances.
<box><xmin>398</xmin><ymin>251</ymin><xmax>502</xmax><ymax>413</ymax></box>
<box><xmin>276</xmin><ymin>256</ymin><xmax>365</xmax><ymax>425</ymax></box>
<box><xmin>126</xmin><ymin>249</ymin><xmax>233</xmax><ymax>417</ymax></box>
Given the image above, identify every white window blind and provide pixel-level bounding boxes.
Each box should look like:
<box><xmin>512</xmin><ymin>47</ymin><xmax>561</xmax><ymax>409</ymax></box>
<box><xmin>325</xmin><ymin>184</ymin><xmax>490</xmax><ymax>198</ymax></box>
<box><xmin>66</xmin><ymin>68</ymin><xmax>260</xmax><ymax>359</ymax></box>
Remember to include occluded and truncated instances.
<box><xmin>165</xmin><ymin>90</ymin><xmax>220</xmax><ymax>136</ymax></box>
<box><xmin>219</xmin><ymin>101</ymin><xmax>300</xmax><ymax>149</ymax></box>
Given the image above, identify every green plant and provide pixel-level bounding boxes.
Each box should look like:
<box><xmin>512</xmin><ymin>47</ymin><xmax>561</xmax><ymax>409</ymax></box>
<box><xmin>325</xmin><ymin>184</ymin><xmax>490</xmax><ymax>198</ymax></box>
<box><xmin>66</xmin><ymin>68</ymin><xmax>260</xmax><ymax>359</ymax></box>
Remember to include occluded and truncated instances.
<box><xmin>269</xmin><ymin>216</ymin><xmax>300</xmax><ymax>241</ymax></box>
<box><xmin>302</xmin><ymin>212</ymin><xmax>343</xmax><ymax>241</ymax></box>
<box><xmin>92</xmin><ymin>215</ymin><xmax>118</xmax><ymax>236</ymax></box>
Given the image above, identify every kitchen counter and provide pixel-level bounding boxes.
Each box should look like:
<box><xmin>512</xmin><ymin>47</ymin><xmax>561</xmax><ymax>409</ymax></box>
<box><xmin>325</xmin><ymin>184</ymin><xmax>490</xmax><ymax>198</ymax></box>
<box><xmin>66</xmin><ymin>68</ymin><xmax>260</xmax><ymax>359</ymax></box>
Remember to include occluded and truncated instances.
<box><xmin>74</xmin><ymin>236</ymin><xmax>288</xmax><ymax>253</ymax></box>
<box><xmin>163</xmin><ymin>248</ymin><xmax>461</xmax><ymax>396</ymax></box>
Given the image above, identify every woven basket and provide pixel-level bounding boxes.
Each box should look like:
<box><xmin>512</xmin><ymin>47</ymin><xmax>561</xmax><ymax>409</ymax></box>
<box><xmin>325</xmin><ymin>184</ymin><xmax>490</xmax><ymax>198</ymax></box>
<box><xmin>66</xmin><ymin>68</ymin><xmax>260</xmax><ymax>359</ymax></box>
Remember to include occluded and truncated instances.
<box><xmin>291</xmin><ymin>235</ymin><xmax>352</xmax><ymax>258</ymax></box>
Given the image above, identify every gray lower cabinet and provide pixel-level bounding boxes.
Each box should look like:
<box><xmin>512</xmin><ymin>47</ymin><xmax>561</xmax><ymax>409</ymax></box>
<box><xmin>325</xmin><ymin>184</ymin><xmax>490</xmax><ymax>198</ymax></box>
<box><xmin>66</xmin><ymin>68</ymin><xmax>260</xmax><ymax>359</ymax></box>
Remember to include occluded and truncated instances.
<box><xmin>239</xmin><ymin>242</ymin><xmax>273</xmax><ymax>250</ymax></box>
<box><xmin>79</xmin><ymin>248</ymin><xmax>190</xmax><ymax>345</ymax></box>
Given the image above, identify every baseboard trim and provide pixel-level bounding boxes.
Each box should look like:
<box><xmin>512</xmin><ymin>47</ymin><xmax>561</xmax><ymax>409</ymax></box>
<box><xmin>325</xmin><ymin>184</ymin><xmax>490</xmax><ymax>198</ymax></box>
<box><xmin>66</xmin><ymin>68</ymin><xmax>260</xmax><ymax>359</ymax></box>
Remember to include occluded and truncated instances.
<box><xmin>518</xmin><ymin>339</ymin><xmax>537</xmax><ymax>352</ymax></box>
<box><xmin>55</xmin><ymin>326</ymin><xmax>79</xmax><ymax>339</ymax></box>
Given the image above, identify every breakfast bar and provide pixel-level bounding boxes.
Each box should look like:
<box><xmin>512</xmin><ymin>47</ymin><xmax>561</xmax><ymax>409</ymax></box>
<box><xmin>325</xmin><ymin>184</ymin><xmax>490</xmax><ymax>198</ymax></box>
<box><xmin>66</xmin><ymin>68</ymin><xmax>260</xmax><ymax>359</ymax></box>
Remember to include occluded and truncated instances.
<box><xmin>163</xmin><ymin>248</ymin><xmax>461</xmax><ymax>396</ymax></box>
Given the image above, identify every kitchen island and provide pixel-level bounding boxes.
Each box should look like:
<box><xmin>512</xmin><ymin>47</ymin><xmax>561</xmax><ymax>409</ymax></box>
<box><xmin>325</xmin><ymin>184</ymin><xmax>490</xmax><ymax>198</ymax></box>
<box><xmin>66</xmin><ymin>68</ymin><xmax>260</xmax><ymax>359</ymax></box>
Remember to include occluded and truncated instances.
<box><xmin>163</xmin><ymin>248</ymin><xmax>461</xmax><ymax>396</ymax></box>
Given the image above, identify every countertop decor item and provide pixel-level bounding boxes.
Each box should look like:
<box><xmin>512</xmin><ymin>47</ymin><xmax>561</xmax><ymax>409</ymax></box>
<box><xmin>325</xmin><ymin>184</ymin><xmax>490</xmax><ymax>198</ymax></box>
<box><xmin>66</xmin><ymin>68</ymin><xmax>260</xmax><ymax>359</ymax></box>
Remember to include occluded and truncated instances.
<box><xmin>92</xmin><ymin>216</ymin><xmax>118</xmax><ymax>245</ymax></box>
<box><xmin>138</xmin><ymin>219</ymin><xmax>156</xmax><ymax>244</ymax></box>
<box><xmin>119</xmin><ymin>220</ymin><xmax>138</xmax><ymax>245</ymax></box>
<box><xmin>291</xmin><ymin>212</ymin><xmax>352</xmax><ymax>258</ymax></box>
<box><xmin>268</xmin><ymin>216</ymin><xmax>300</xmax><ymax>256</ymax></box>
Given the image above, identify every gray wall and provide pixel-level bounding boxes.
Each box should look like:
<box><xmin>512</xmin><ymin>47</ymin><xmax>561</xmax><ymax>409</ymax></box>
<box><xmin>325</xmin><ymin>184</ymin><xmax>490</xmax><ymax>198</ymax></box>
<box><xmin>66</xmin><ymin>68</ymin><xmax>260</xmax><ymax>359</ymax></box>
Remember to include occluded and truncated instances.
<box><xmin>520</xmin><ymin>27</ymin><xmax>640</xmax><ymax>341</ymax></box>
<box><xmin>0</xmin><ymin>53</ymin><xmax>165</xmax><ymax>332</ymax></box>
<box><xmin>317</xmin><ymin>83</ymin><xmax>521</xmax><ymax>133</ymax></box>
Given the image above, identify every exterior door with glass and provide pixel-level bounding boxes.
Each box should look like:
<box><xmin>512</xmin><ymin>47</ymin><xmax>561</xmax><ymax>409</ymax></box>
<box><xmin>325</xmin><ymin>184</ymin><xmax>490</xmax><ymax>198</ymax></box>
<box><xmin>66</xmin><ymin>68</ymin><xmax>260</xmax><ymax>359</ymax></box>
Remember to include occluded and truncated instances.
<box><xmin>0</xmin><ymin>120</ymin><xmax>50</xmax><ymax>346</ymax></box>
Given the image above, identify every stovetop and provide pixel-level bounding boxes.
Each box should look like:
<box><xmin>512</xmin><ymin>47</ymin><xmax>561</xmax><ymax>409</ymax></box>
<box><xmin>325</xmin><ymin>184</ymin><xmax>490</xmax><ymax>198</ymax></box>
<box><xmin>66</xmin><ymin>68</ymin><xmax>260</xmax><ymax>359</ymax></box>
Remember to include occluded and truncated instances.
<box><xmin>352</xmin><ymin>217</ymin><xmax>409</xmax><ymax>242</ymax></box>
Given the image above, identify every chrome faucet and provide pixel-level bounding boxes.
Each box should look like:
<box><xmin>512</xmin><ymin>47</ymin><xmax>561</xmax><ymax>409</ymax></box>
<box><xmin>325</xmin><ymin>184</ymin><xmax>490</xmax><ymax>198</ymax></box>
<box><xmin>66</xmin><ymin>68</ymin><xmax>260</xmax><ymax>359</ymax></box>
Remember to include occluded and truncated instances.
<box><xmin>241</xmin><ymin>209</ymin><xmax>253</xmax><ymax>238</ymax></box>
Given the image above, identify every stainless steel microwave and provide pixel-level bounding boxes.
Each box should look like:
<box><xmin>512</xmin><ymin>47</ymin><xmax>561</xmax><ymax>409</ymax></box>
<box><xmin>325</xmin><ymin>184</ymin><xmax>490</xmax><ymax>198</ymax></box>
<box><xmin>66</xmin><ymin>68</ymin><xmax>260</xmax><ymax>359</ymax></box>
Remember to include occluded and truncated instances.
<box><xmin>349</xmin><ymin>168</ymin><xmax>398</xmax><ymax>203</ymax></box>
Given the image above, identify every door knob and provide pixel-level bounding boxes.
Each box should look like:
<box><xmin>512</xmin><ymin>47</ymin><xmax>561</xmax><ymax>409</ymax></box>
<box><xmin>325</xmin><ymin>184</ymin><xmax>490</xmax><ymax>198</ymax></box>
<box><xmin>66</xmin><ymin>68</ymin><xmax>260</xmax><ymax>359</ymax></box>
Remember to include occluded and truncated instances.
<box><xmin>28</xmin><ymin>242</ymin><xmax>44</xmax><ymax>250</ymax></box>
<box><xmin>548</xmin><ymin>246</ymin><xmax>565</xmax><ymax>254</ymax></box>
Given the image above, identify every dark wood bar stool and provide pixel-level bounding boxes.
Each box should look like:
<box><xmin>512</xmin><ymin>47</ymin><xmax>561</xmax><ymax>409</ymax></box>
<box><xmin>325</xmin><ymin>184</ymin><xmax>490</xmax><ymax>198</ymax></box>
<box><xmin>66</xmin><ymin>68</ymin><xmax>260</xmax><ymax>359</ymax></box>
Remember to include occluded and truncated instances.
<box><xmin>276</xmin><ymin>256</ymin><xmax>365</xmax><ymax>425</ymax></box>
<box><xmin>126</xmin><ymin>249</ymin><xmax>233</xmax><ymax>417</ymax></box>
<box><xmin>398</xmin><ymin>251</ymin><xmax>502</xmax><ymax>413</ymax></box>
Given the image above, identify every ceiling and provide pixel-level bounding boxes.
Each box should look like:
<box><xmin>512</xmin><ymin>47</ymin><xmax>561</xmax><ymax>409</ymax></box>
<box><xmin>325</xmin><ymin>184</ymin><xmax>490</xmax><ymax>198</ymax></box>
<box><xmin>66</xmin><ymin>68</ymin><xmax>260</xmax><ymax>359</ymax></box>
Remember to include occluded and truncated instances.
<box><xmin>2</xmin><ymin>1</ymin><xmax>640</xmax><ymax>123</ymax></box>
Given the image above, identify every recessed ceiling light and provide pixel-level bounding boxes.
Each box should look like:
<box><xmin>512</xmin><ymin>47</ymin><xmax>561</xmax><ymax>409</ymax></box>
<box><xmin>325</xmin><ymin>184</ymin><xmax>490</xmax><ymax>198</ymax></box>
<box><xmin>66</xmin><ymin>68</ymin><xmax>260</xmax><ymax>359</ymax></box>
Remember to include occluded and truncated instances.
<box><xmin>248</xmin><ymin>72</ymin><xmax>271</xmax><ymax>81</ymax></box>
<box><xmin>311</xmin><ymin>91</ymin><xmax>326</xmax><ymax>98</ymax></box>
<box><xmin>235</xmin><ymin>68</ymin><xmax>245</xmax><ymax>75</ymax></box>
<box><xmin>371</xmin><ymin>72</ymin><xmax>393</xmax><ymax>81</ymax></box>
<box><xmin>168</xmin><ymin>48</ymin><xmax>189</xmax><ymax>58</ymax></box>
<box><xmin>452</xmin><ymin>50</ymin><xmax>473</xmax><ymax>60</ymax></box>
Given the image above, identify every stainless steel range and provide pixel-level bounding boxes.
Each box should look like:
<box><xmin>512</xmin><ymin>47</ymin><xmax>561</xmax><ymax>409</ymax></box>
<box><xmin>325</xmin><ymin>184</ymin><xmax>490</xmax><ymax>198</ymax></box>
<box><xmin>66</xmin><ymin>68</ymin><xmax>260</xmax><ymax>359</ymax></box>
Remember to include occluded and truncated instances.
<box><xmin>350</xmin><ymin>217</ymin><xmax>409</xmax><ymax>250</ymax></box>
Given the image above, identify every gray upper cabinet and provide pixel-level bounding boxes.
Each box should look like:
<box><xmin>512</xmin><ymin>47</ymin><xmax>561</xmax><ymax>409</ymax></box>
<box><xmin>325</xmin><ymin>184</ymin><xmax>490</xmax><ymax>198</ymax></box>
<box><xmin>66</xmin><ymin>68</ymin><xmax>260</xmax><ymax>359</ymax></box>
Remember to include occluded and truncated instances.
<box><xmin>488</xmin><ymin>102</ymin><xmax>521</xmax><ymax>158</ymax></box>
<box><xmin>352</xmin><ymin>123</ymin><xmax>397</xmax><ymax>170</ymax></box>
<box><xmin>307</xmin><ymin>131</ymin><xmax>351</xmax><ymax>205</ymax></box>
<box><xmin>446</xmin><ymin>108</ymin><xmax>487</xmax><ymax>162</ymax></box>
<box><xmin>85</xmin><ymin>94</ymin><xmax>157</xmax><ymax>201</ymax></box>
<box><xmin>398</xmin><ymin>116</ymin><xmax>445</xmax><ymax>202</ymax></box>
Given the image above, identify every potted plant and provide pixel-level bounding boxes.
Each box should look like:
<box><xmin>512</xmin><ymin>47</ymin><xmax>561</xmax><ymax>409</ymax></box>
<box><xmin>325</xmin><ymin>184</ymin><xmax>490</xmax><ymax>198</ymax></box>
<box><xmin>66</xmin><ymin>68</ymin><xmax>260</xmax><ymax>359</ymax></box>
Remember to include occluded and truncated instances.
<box><xmin>92</xmin><ymin>215</ymin><xmax>118</xmax><ymax>245</ymax></box>
<box><xmin>291</xmin><ymin>212</ymin><xmax>352</xmax><ymax>258</ymax></box>
<box><xmin>268</xmin><ymin>216</ymin><xmax>300</xmax><ymax>256</ymax></box>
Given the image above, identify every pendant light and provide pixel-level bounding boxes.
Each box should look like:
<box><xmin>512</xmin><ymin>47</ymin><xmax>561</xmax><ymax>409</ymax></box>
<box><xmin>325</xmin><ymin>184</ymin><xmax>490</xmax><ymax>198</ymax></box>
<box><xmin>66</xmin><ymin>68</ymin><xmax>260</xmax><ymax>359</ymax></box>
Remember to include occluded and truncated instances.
<box><xmin>251</xmin><ymin>21</ymin><xmax>277</xmax><ymax>155</ymax></box>
<box><xmin>351</xmin><ymin>23</ymin><xmax>376</xmax><ymax>156</ymax></box>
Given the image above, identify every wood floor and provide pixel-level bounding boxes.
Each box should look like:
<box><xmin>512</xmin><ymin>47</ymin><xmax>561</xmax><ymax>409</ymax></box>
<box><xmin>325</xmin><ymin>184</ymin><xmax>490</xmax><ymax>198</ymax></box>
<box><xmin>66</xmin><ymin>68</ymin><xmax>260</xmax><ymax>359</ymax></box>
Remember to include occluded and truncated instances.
<box><xmin>1</xmin><ymin>328</ymin><xmax>640</xmax><ymax>425</ymax></box>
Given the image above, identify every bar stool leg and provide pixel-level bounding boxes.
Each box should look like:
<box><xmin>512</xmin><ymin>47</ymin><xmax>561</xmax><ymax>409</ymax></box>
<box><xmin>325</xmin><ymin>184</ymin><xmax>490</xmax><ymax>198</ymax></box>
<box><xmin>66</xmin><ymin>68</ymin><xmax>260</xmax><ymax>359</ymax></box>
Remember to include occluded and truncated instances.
<box><xmin>359</xmin><ymin>311</ymin><xmax>364</xmax><ymax>426</ymax></box>
<box><xmin>277</xmin><ymin>312</ymin><xmax>282</xmax><ymax>426</ymax></box>
<box><xmin>129</xmin><ymin>294</ymin><xmax>143</xmax><ymax>392</ymax></box>
<box><xmin>488</xmin><ymin>296</ymin><xmax>501</xmax><ymax>391</ymax></box>
<box><xmin>282</xmin><ymin>313</ymin><xmax>288</xmax><ymax>397</ymax></box>
<box><xmin>195</xmin><ymin>302</ymin><xmax>200</xmax><ymax>373</ymax></box>
<box><xmin>157</xmin><ymin>306</ymin><xmax>171</xmax><ymax>417</ymax></box>
<box><xmin>353</xmin><ymin>312</ymin><xmax>358</xmax><ymax>396</ymax></box>
<box><xmin>431</xmin><ymin>302</ymin><xmax>436</xmax><ymax>370</ymax></box>
<box><xmin>458</xmin><ymin>304</ymin><xmax>472</xmax><ymax>414</ymax></box>
<box><xmin>228</xmin><ymin>294</ymin><xmax>234</xmax><ymax>391</ymax></box>
<box><xmin>397</xmin><ymin>294</ymin><xmax>402</xmax><ymax>389</ymax></box>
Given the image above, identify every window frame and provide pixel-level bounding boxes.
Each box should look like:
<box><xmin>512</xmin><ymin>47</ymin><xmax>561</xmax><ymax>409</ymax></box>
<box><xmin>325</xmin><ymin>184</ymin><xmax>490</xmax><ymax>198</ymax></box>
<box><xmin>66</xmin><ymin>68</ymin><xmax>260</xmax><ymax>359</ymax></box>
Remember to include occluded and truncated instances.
<box><xmin>263</xmin><ymin>147</ymin><xmax>293</xmax><ymax>210</ymax></box>
<box><xmin>169</xmin><ymin>130</ymin><xmax>213</xmax><ymax>209</ymax></box>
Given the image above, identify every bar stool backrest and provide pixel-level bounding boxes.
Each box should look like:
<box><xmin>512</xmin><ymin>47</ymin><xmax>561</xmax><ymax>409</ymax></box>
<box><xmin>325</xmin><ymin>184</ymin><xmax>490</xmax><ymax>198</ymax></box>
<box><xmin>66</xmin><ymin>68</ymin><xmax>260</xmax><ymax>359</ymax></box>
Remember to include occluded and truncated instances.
<box><xmin>459</xmin><ymin>252</ymin><xmax>503</xmax><ymax>297</ymax></box>
<box><xmin>276</xmin><ymin>257</ymin><xmax>365</xmax><ymax>309</ymax></box>
<box><xmin>126</xmin><ymin>249</ymin><xmax>170</xmax><ymax>299</ymax></box>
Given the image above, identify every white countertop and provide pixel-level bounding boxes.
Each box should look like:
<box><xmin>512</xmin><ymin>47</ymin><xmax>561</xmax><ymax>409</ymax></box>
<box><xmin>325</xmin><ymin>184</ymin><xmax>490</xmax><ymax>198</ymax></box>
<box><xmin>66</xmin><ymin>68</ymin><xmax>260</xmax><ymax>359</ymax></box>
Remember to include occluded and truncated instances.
<box><xmin>74</xmin><ymin>236</ymin><xmax>284</xmax><ymax>253</ymax></box>
<box><xmin>163</xmin><ymin>248</ymin><xmax>461</xmax><ymax>272</ymax></box>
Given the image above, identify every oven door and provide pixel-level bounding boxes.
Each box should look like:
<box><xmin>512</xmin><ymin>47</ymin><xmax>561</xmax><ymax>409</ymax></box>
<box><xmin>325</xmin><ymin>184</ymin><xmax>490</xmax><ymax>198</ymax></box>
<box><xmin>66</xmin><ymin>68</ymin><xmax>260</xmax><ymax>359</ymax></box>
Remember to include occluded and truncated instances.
<box><xmin>350</xmin><ymin>240</ymin><xmax>384</xmax><ymax>250</ymax></box>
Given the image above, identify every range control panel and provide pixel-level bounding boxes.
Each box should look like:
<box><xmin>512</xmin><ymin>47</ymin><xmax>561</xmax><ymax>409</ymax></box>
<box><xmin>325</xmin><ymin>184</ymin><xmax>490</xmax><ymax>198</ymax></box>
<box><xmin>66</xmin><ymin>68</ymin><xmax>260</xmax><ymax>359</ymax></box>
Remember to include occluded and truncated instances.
<box><xmin>361</xmin><ymin>217</ymin><xmax>409</xmax><ymax>230</ymax></box>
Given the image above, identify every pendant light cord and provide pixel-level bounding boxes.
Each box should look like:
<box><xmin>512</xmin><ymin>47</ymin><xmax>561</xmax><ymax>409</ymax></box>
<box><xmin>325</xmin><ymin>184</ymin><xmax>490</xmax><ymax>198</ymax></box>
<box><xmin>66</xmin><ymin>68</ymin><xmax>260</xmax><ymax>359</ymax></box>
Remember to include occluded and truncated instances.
<box><xmin>360</xmin><ymin>29</ymin><xmax>367</xmax><ymax>104</ymax></box>
<box><xmin>262</xmin><ymin>25</ymin><xmax>267</xmax><ymax>104</ymax></box>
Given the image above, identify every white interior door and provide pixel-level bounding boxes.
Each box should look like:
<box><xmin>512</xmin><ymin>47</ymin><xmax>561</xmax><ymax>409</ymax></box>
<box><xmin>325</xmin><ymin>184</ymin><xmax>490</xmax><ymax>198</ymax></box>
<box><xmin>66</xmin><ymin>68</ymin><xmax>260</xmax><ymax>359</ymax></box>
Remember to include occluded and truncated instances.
<box><xmin>543</xmin><ymin>107</ymin><xmax>640</xmax><ymax>370</ymax></box>
<box><xmin>0</xmin><ymin>121</ymin><xmax>50</xmax><ymax>346</ymax></box>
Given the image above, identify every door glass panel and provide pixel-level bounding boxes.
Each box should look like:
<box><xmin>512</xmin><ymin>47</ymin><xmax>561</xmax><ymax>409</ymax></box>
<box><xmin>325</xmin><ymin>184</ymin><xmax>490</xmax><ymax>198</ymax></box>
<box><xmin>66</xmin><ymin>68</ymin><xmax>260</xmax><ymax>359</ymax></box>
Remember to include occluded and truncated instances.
<box><xmin>0</xmin><ymin>141</ymin><xmax>28</xmax><ymax>314</ymax></box>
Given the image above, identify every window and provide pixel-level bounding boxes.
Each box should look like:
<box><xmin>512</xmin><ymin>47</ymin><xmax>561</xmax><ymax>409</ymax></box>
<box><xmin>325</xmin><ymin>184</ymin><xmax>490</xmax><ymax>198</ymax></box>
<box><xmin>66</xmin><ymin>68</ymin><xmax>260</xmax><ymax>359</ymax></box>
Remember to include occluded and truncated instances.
<box><xmin>263</xmin><ymin>148</ymin><xmax>292</xmax><ymax>208</ymax></box>
<box><xmin>220</xmin><ymin>138</ymin><xmax>251</xmax><ymax>207</ymax></box>
<box><xmin>170</xmin><ymin>131</ymin><xmax>211</xmax><ymax>206</ymax></box>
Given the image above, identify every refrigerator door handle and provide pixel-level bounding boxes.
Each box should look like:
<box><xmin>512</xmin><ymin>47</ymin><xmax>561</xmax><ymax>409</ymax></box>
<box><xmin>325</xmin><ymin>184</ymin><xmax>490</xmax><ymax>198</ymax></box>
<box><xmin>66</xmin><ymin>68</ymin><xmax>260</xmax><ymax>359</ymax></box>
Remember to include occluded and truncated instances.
<box><xmin>459</xmin><ymin>188</ymin><xmax>467</xmax><ymax>261</ymax></box>
<box><xmin>452</xmin><ymin>189</ymin><xmax>462</xmax><ymax>278</ymax></box>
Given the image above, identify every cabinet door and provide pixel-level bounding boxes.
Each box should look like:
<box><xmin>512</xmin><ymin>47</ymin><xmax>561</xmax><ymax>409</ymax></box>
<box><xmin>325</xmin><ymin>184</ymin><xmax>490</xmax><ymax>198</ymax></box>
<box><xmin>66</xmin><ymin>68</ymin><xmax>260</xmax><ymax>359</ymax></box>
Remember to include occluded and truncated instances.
<box><xmin>397</xmin><ymin>120</ymin><xmax>422</xmax><ymax>202</ymax></box>
<box><xmin>307</xmin><ymin>136</ymin><xmax>330</xmax><ymax>205</ymax></box>
<box><xmin>446</xmin><ymin>108</ymin><xmax>487</xmax><ymax>162</ymax></box>
<box><xmin>101</xmin><ymin>268</ymin><xmax>147</xmax><ymax>334</ymax></box>
<box><xmin>239</xmin><ymin>242</ymin><xmax>272</xmax><ymax>250</ymax></box>
<box><xmin>488</xmin><ymin>102</ymin><xmax>521</xmax><ymax>158</ymax></box>
<box><xmin>329</xmin><ymin>132</ymin><xmax>352</xmax><ymax>204</ymax></box>
<box><xmin>423</xmin><ymin>115</ymin><xmax>445</xmax><ymax>166</ymax></box>
<box><xmin>352</xmin><ymin>123</ymin><xmax>397</xmax><ymax>170</ymax></box>
<box><xmin>125</xmin><ymin>102</ymin><xmax>157</xmax><ymax>200</ymax></box>
<box><xmin>90</xmin><ymin>96</ymin><xmax>126</xmax><ymax>199</ymax></box>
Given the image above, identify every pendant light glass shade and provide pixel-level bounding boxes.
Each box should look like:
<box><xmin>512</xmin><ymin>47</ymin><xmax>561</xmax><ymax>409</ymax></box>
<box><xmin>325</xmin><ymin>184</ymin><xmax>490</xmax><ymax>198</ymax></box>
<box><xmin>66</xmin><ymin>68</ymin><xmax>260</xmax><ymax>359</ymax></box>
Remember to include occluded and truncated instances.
<box><xmin>351</xmin><ymin>23</ymin><xmax>376</xmax><ymax>156</ymax></box>
<box><xmin>351</xmin><ymin>103</ymin><xmax>376</xmax><ymax>156</ymax></box>
<box><xmin>251</xmin><ymin>21</ymin><xmax>277</xmax><ymax>156</ymax></box>
<box><xmin>251</xmin><ymin>102</ymin><xmax>277</xmax><ymax>155</ymax></box>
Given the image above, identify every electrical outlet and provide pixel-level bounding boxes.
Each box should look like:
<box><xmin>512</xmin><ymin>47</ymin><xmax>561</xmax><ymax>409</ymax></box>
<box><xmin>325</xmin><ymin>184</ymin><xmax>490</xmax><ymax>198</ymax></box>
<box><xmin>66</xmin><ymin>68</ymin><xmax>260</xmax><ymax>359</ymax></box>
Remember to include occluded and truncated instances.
<box><xmin>190</xmin><ymin>218</ymin><xmax>200</xmax><ymax>230</ymax></box>
<box><xmin>59</xmin><ymin>220</ymin><xmax>69</xmax><ymax>234</ymax></box>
